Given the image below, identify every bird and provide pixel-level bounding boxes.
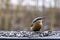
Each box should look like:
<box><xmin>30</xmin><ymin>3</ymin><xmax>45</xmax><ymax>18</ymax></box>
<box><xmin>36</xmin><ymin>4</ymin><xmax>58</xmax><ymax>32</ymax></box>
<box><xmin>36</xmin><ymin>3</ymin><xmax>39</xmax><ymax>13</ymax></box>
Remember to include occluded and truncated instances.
<box><xmin>30</xmin><ymin>17</ymin><xmax>44</xmax><ymax>32</ymax></box>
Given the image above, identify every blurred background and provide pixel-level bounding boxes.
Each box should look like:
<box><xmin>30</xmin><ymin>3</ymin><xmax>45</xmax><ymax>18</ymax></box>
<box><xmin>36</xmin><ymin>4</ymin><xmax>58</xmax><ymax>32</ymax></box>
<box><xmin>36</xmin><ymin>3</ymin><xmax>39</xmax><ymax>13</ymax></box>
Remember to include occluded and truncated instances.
<box><xmin>0</xmin><ymin>0</ymin><xmax>60</xmax><ymax>31</ymax></box>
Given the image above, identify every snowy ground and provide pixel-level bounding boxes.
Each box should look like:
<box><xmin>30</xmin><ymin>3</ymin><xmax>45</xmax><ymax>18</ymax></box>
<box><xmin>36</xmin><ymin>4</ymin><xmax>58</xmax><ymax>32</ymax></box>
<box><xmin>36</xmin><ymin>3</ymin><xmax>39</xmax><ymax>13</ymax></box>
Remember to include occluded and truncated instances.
<box><xmin>0</xmin><ymin>31</ymin><xmax>60</xmax><ymax>39</ymax></box>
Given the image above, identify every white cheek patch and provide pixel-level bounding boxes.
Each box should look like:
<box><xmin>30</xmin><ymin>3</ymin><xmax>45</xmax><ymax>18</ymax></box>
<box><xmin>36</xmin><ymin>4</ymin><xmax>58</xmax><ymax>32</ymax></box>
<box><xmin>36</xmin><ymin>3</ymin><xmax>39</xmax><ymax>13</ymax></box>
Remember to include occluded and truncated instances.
<box><xmin>40</xmin><ymin>22</ymin><xmax>43</xmax><ymax>25</ymax></box>
<box><xmin>39</xmin><ymin>20</ymin><xmax>43</xmax><ymax>25</ymax></box>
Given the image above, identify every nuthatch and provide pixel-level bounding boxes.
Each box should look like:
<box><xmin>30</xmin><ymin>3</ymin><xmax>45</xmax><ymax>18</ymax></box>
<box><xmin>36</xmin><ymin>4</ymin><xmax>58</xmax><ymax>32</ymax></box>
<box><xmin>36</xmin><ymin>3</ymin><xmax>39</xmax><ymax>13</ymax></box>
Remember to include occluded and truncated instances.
<box><xmin>30</xmin><ymin>17</ymin><xmax>44</xmax><ymax>31</ymax></box>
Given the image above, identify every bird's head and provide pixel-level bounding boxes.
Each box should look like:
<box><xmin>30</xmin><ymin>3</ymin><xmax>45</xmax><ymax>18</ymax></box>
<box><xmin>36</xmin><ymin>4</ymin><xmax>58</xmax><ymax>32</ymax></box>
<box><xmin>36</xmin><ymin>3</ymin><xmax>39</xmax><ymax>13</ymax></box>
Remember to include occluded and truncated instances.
<box><xmin>31</xmin><ymin>17</ymin><xmax>45</xmax><ymax>26</ymax></box>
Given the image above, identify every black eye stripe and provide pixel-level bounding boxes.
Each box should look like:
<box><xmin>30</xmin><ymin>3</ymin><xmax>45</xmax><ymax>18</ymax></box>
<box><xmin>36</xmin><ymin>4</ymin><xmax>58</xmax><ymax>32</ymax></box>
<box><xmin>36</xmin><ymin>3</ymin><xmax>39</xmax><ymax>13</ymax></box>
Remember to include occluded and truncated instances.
<box><xmin>33</xmin><ymin>18</ymin><xmax>42</xmax><ymax>23</ymax></box>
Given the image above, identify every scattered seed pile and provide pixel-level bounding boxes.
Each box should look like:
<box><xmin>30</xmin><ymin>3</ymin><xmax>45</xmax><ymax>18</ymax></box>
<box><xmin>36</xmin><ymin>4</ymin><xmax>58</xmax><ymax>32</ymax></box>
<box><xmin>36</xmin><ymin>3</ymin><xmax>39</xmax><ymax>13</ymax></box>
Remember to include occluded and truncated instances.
<box><xmin>0</xmin><ymin>31</ymin><xmax>60</xmax><ymax>39</ymax></box>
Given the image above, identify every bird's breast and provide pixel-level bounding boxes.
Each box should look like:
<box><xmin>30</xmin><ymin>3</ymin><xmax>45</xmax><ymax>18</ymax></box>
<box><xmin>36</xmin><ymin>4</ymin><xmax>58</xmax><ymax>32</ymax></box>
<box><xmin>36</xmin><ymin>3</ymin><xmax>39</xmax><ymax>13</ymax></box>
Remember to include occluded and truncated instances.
<box><xmin>30</xmin><ymin>23</ymin><xmax>42</xmax><ymax>31</ymax></box>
